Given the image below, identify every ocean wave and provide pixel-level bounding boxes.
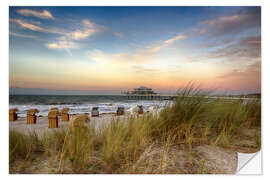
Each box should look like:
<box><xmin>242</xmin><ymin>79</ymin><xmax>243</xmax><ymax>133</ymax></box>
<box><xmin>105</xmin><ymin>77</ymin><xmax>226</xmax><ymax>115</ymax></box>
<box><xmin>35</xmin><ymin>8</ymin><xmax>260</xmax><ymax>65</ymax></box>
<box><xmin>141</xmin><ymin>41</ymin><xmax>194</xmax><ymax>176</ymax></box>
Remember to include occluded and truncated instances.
<box><xmin>9</xmin><ymin>100</ymin><xmax>170</xmax><ymax>118</ymax></box>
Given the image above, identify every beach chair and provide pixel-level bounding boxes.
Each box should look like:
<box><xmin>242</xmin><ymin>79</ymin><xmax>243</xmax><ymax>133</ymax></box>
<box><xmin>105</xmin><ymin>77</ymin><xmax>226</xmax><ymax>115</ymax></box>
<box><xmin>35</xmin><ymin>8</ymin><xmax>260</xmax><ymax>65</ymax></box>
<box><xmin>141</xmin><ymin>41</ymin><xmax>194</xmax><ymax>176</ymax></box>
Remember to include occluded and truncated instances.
<box><xmin>50</xmin><ymin>107</ymin><xmax>60</xmax><ymax>115</ymax></box>
<box><xmin>9</xmin><ymin>108</ymin><xmax>18</xmax><ymax>122</ymax></box>
<box><xmin>50</xmin><ymin>107</ymin><xmax>58</xmax><ymax>111</ymax></box>
<box><xmin>27</xmin><ymin>109</ymin><xmax>39</xmax><ymax>124</ymax></box>
<box><xmin>61</xmin><ymin>108</ymin><xmax>70</xmax><ymax>122</ymax></box>
<box><xmin>91</xmin><ymin>107</ymin><xmax>99</xmax><ymax>117</ymax></box>
<box><xmin>116</xmin><ymin>106</ymin><xmax>125</xmax><ymax>116</ymax></box>
<box><xmin>48</xmin><ymin>110</ymin><xmax>59</xmax><ymax>128</ymax></box>
<box><xmin>69</xmin><ymin>114</ymin><xmax>90</xmax><ymax>133</ymax></box>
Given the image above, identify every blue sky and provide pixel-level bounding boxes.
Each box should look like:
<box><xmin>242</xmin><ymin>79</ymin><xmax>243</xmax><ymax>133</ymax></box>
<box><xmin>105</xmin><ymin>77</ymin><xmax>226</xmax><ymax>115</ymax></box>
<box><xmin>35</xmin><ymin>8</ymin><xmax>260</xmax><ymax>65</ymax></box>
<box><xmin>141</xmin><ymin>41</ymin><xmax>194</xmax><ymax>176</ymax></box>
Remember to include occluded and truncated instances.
<box><xmin>9</xmin><ymin>6</ymin><xmax>261</xmax><ymax>94</ymax></box>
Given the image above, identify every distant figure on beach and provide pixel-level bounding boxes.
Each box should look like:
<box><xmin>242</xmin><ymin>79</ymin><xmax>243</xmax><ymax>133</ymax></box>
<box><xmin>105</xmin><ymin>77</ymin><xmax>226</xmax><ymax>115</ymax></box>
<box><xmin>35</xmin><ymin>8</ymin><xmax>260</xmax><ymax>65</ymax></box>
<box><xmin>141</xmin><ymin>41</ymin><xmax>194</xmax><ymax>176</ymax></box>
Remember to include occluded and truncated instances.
<box><xmin>90</xmin><ymin>107</ymin><xmax>99</xmax><ymax>117</ymax></box>
<box><xmin>116</xmin><ymin>106</ymin><xmax>125</xmax><ymax>116</ymax></box>
<box><xmin>129</xmin><ymin>105</ymin><xmax>144</xmax><ymax>115</ymax></box>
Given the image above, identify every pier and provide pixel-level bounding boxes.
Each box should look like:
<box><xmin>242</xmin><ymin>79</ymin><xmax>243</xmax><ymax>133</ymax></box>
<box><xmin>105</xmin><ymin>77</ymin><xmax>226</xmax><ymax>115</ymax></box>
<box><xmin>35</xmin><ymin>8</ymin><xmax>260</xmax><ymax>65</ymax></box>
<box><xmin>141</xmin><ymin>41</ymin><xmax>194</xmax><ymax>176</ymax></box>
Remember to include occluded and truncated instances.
<box><xmin>123</xmin><ymin>94</ymin><xmax>177</xmax><ymax>100</ymax></box>
<box><xmin>122</xmin><ymin>86</ymin><xmax>177</xmax><ymax>100</ymax></box>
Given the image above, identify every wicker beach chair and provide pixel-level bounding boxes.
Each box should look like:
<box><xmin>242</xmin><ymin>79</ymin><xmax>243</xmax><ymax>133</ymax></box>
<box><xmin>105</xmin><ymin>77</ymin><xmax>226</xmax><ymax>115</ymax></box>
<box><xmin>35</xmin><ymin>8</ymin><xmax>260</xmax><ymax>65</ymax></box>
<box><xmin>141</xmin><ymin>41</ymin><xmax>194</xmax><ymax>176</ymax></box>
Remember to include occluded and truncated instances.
<box><xmin>9</xmin><ymin>108</ymin><xmax>18</xmax><ymax>122</ymax></box>
<box><xmin>69</xmin><ymin>114</ymin><xmax>90</xmax><ymax>133</ymax></box>
<box><xmin>27</xmin><ymin>109</ymin><xmax>39</xmax><ymax>124</ymax></box>
<box><xmin>48</xmin><ymin>110</ymin><xmax>59</xmax><ymax>128</ymax></box>
<box><xmin>50</xmin><ymin>107</ymin><xmax>60</xmax><ymax>115</ymax></box>
<box><xmin>61</xmin><ymin>108</ymin><xmax>70</xmax><ymax>122</ymax></box>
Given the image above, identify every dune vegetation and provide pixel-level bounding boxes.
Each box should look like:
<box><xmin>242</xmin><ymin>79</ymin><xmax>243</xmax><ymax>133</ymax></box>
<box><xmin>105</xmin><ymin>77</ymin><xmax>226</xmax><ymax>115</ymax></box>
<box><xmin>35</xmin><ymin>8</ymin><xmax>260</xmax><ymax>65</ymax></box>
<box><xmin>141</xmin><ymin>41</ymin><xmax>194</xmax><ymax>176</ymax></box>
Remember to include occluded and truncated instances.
<box><xmin>9</xmin><ymin>85</ymin><xmax>261</xmax><ymax>174</ymax></box>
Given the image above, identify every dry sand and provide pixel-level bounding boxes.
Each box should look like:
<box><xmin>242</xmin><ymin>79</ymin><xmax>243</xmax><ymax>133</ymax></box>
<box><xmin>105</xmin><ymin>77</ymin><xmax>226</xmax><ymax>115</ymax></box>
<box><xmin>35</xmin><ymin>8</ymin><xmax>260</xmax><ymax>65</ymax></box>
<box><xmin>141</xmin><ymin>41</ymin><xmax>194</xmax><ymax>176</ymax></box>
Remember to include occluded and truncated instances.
<box><xmin>9</xmin><ymin>113</ymin><xmax>128</xmax><ymax>136</ymax></box>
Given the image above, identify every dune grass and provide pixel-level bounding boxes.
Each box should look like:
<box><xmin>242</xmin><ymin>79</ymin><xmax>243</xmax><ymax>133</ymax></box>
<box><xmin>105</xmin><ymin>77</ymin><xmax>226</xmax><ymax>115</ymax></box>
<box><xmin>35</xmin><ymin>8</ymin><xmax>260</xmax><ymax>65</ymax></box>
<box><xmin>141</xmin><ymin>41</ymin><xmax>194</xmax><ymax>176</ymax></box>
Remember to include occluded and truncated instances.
<box><xmin>9</xmin><ymin>84</ymin><xmax>261</xmax><ymax>174</ymax></box>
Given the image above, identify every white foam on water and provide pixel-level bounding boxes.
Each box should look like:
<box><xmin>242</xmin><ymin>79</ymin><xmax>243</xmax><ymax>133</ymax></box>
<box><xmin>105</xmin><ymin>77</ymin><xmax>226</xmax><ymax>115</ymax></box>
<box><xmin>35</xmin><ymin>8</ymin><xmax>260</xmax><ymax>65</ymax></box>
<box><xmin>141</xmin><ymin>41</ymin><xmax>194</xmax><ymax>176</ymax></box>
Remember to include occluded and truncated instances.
<box><xmin>9</xmin><ymin>100</ymin><xmax>171</xmax><ymax>117</ymax></box>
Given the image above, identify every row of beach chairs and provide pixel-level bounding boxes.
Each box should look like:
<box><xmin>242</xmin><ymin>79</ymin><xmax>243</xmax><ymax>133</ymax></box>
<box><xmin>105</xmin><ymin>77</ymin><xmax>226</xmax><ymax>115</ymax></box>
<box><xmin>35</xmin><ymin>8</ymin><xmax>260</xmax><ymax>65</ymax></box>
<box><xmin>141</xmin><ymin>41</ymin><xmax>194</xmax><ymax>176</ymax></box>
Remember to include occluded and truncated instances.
<box><xmin>9</xmin><ymin>106</ymin><xmax>137</xmax><ymax>129</ymax></box>
<box><xmin>10</xmin><ymin>107</ymin><xmax>91</xmax><ymax>132</ymax></box>
<box><xmin>9</xmin><ymin>107</ymin><xmax>70</xmax><ymax>128</ymax></box>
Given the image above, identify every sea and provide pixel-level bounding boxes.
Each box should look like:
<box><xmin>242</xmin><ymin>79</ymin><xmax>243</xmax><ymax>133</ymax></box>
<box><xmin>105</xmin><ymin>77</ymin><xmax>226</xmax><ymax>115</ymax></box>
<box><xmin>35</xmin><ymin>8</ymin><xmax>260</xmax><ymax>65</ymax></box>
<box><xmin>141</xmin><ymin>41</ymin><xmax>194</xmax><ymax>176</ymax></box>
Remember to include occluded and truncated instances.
<box><xmin>9</xmin><ymin>95</ymin><xmax>170</xmax><ymax>117</ymax></box>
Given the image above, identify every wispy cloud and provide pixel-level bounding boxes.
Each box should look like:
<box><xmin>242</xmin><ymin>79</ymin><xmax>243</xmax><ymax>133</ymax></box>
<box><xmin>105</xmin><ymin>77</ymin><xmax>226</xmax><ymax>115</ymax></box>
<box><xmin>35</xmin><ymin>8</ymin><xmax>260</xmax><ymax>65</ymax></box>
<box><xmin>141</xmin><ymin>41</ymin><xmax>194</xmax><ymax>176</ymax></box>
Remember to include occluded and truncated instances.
<box><xmin>87</xmin><ymin>49</ymin><xmax>148</xmax><ymax>65</ymax></box>
<box><xmin>11</xmin><ymin>19</ymin><xmax>66</xmax><ymax>34</ymax></box>
<box><xmin>45</xmin><ymin>19</ymin><xmax>99</xmax><ymax>56</ymax></box>
<box><xmin>17</xmin><ymin>9</ymin><xmax>54</xmax><ymax>20</ymax></box>
<box><xmin>87</xmin><ymin>33</ymin><xmax>186</xmax><ymax>65</ymax></box>
<box><xmin>201</xmin><ymin>7</ymin><xmax>260</xmax><ymax>36</ymax></box>
<box><xmin>206</xmin><ymin>35</ymin><xmax>261</xmax><ymax>61</ymax></box>
<box><xmin>60</xmin><ymin>19</ymin><xmax>98</xmax><ymax>41</ymax></box>
<box><xmin>219</xmin><ymin>61</ymin><xmax>260</xmax><ymax>79</ymax></box>
<box><xmin>45</xmin><ymin>41</ymin><xmax>80</xmax><ymax>56</ymax></box>
<box><xmin>9</xmin><ymin>32</ymin><xmax>43</xmax><ymax>41</ymax></box>
<box><xmin>11</xmin><ymin>18</ymin><xmax>99</xmax><ymax>40</ymax></box>
<box><xmin>131</xmin><ymin>65</ymin><xmax>159</xmax><ymax>74</ymax></box>
<box><xmin>186</xmin><ymin>36</ymin><xmax>261</xmax><ymax>63</ymax></box>
<box><xmin>11</xmin><ymin>18</ymin><xmax>100</xmax><ymax>56</ymax></box>
<box><xmin>143</xmin><ymin>34</ymin><xmax>185</xmax><ymax>55</ymax></box>
<box><xmin>45</xmin><ymin>41</ymin><xmax>80</xmax><ymax>50</ymax></box>
<box><xmin>164</xmin><ymin>35</ymin><xmax>185</xmax><ymax>45</ymax></box>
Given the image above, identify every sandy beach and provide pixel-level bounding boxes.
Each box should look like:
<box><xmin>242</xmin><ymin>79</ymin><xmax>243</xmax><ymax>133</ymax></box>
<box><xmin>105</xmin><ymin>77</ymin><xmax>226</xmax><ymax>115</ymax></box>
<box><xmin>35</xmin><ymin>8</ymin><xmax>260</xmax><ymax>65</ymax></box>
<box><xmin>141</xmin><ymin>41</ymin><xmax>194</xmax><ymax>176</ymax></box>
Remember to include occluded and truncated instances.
<box><xmin>9</xmin><ymin>113</ymin><xmax>128</xmax><ymax>136</ymax></box>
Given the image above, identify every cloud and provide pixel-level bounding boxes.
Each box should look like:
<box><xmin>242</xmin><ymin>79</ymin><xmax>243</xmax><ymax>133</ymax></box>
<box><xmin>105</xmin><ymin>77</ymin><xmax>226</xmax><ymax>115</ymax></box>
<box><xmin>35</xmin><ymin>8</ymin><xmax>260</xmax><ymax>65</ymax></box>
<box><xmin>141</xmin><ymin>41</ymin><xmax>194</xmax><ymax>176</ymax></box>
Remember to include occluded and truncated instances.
<box><xmin>17</xmin><ymin>9</ymin><xmax>54</xmax><ymax>19</ymax></box>
<box><xmin>87</xmin><ymin>33</ymin><xmax>186</xmax><ymax>66</ymax></box>
<box><xmin>218</xmin><ymin>61</ymin><xmax>260</xmax><ymax>79</ymax></box>
<box><xmin>130</xmin><ymin>65</ymin><xmax>160</xmax><ymax>74</ymax></box>
<box><xmin>43</xmin><ymin>19</ymin><xmax>99</xmax><ymax>56</ymax></box>
<box><xmin>215</xmin><ymin>60</ymin><xmax>261</xmax><ymax>93</ymax></box>
<box><xmin>207</xmin><ymin>35</ymin><xmax>261</xmax><ymax>61</ymax></box>
<box><xmin>67</xmin><ymin>19</ymin><xmax>97</xmax><ymax>40</ymax></box>
<box><xmin>10</xmin><ymin>18</ymin><xmax>99</xmax><ymax>55</ymax></box>
<box><xmin>45</xmin><ymin>41</ymin><xmax>80</xmax><ymax>50</ymax></box>
<box><xmin>164</xmin><ymin>35</ymin><xmax>185</xmax><ymax>45</ymax></box>
<box><xmin>186</xmin><ymin>35</ymin><xmax>261</xmax><ymax>64</ymax></box>
<box><xmin>11</xmin><ymin>18</ymin><xmax>98</xmax><ymax>40</ymax></box>
<box><xmin>11</xmin><ymin>19</ymin><xmax>66</xmax><ymax>34</ymax></box>
<box><xmin>9</xmin><ymin>32</ymin><xmax>43</xmax><ymax>41</ymax></box>
<box><xmin>12</xmin><ymin>19</ymin><xmax>44</xmax><ymax>31</ymax></box>
<box><xmin>87</xmin><ymin>49</ymin><xmax>148</xmax><ymax>65</ymax></box>
<box><xmin>201</xmin><ymin>7</ymin><xmax>260</xmax><ymax>36</ymax></box>
<box><xmin>142</xmin><ymin>34</ymin><xmax>186</xmax><ymax>55</ymax></box>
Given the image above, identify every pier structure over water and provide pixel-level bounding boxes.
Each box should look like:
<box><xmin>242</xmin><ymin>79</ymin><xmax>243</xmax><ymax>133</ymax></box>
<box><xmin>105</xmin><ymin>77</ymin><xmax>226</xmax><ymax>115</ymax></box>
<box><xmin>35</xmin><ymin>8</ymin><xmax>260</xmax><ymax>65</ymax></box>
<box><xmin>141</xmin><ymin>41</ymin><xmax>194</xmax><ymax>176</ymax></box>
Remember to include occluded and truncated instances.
<box><xmin>121</xmin><ymin>86</ymin><xmax>177</xmax><ymax>100</ymax></box>
<box><xmin>123</xmin><ymin>94</ymin><xmax>177</xmax><ymax>100</ymax></box>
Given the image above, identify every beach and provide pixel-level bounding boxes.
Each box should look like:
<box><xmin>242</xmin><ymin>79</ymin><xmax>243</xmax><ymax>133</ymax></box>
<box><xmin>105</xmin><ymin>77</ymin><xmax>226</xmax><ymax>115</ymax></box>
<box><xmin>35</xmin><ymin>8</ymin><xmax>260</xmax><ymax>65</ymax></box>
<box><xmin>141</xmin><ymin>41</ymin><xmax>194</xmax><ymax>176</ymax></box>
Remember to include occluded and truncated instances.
<box><xmin>9</xmin><ymin>113</ymin><xmax>129</xmax><ymax>136</ymax></box>
<box><xmin>9</xmin><ymin>93</ymin><xmax>261</xmax><ymax>174</ymax></box>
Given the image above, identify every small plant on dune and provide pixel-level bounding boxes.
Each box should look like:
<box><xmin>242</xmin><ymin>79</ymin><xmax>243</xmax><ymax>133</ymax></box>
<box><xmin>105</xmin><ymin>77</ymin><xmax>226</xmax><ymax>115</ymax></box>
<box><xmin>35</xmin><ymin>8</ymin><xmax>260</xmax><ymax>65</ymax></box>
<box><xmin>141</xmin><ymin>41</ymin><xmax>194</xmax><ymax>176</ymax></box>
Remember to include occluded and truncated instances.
<box><xmin>57</xmin><ymin>125</ymin><xmax>97</xmax><ymax>173</ymax></box>
<box><xmin>154</xmin><ymin>83</ymin><xmax>210</xmax><ymax>145</ymax></box>
<box><xmin>244</xmin><ymin>99</ymin><xmax>261</xmax><ymax>128</ymax></box>
<box><xmin>100</xmin><ymin>116</ymin><xmax>154</xmax><ymax>172</ymax></box>
<box><xmin>9</xmin><ymin>130</ymin><xmax>42</xmax><ymax>163</ymax></box>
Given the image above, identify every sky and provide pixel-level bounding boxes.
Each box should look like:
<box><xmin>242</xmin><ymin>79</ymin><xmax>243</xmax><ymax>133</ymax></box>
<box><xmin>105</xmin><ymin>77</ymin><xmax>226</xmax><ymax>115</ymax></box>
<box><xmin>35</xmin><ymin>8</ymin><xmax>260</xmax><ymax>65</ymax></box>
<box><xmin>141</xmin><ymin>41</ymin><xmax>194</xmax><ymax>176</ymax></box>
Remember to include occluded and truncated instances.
<box><xmin>9</xmin><ymin>7</ymin><xmax>261</xmax><ymax>95</ymax></box>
